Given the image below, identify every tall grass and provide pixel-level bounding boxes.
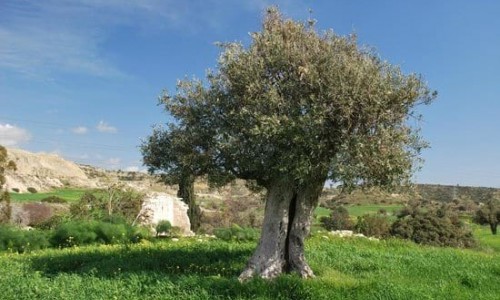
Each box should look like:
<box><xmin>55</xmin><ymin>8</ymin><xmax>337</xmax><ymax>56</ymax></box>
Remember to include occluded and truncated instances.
<box><xmin>0</xmin><ymin>235</ymin><xmax>498</xmax><ymax>299</ymax></box>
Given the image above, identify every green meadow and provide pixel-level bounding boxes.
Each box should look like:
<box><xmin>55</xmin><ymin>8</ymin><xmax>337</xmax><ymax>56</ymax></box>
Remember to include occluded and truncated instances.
<box><xmin>0</xmin><ymin>234</ymin><xmax>499</xmax><ymax>300</ymax></box>
<box><xmin>10</xmin><ymin>188</ymin><xmax>91</xmax><ymax>203</ymax></box>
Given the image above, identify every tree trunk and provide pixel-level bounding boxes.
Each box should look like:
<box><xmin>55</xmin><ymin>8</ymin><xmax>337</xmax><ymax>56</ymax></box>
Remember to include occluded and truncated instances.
<box><xmin>177</xmin><ymin>175</ymin><xmax>201</xmax><ymax>232</ymax></box>
<box><xmin>239</xmin><ymin>178</ymin><xmax>324</xmax><ymax>281</ymax></box>
<box><xmin>491</xmin><ymin>222</ymin><xmax>498</xmax><ymax>235</ymax></box>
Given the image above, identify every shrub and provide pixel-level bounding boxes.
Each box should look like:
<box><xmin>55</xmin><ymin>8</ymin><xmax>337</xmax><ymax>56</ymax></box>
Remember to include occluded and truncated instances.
<box><xmin>50</xmin><ymin>220</ymin><xmax>148</xmax><ymax>247</ymax></box>
<box><xmin>27</xmin><ymin>187</ymin><xmax>37</xmax><ymax>194</ymax></box>
<box><xmin>11</xmin><ymin>188</ymin><xmax>19</xmax><ymax>193</ymax></box>
<box><xmin>22</xmin><ymin>202</ymin><xmax>53</xmax><ymax>226</ymax></box>
<box><xmin>320</xmin><ymin>206</ymin><xmax>353</xmax><ymax>231</ymax></box>
<box><xmin>94</xmin><ymin>222</ymin><xmax>128</xmax><ymax>244</ymax></box>
<box><xmin>0</xmin><ymin>225</ymin><xmax>50</xmax><ymax>253</ymax></box>
<box><xmin>355</xmin><ymin>214</ymin><xmax>391</xmax><ymax>238</ymax></box>
<box><xmin>41</xmin><ymin>196</ymin><xmax>67</xmax><ymax>203</ymax></box>
<box><xmin>391</xmin><ymin>204</ymin><xmax>476</xmax><ymax>248</ymax></box>
<box><xmin>214</xmin><ymin>224</ymin><xmax>260</xmax><ymax>242</ymax></box>
<box><xmin>156</xmin><ymin>220</ymin><xmax>172</xmax><ymax>236</ymax></box>
<box><xmin>50</xmin><ymin>221</ymin><xmax>99</xmax><ymax>247</ymax></box>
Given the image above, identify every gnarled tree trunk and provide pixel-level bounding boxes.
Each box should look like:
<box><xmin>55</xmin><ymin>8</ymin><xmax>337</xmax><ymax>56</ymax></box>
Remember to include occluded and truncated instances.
<box><xmin>239</xmin><ymin>178</ymin><xmax>325</xmax><ymax>281</ymax></box>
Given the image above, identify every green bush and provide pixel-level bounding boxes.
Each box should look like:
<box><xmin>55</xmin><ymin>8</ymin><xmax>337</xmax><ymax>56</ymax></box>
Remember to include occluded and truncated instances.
<box><xmin>94</xmin><ymin>222</ymin><xmax>128</xmax><ymax>244</ymax></box>
<box><xmin>27</xmin><ymin>187</ymin><xmax>37</xmax><ymax>194</ymax></box>
<box><xmin>50</xmin><ymin>220</ymin><xmax>149</xmax><ymax>248</ymax></box>
<box><xmin>41</xmin><ymin>196</ymin><xmax>67</xmax><ymax>203</ymax></box>
<box><xmin>320</xmin><ymin>206</ymin><xmax>353</xmax><ymax>231</ymax></box>
<box><xmin>214</xmin><ymin>224</ymin><xmax>260</xmax><ymax>242</ymax></box>
<box><xmin>50</xmin><ymin>221</ymin><xmax>99</xmax><ymax>247</ymax></box>
<box><xmin>0</xmin><ymin>225</ymin><xmax>50</xmax><ymax>253</ymax></box>
<box><xmin>355</xmin><ymin>214</ymin><xmax>391</xmax><ymax>238</ymax></box>
<box><xmin>391</xmin><ymin>205</ymin><xmax>476</xmax><ymax>248</ymax></box>
<box><xmin>156</xmin><ymin>220</ymin><xmax>172</xmax><ymax>236</ymax></box>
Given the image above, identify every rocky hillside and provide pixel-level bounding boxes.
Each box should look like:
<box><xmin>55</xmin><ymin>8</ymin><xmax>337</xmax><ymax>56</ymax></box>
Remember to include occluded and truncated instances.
<box><xmin>3</xmin><ymin>147</ymin><xmax>166</xmax><ymax>193</ymax></box>
<box><xmin>4</xmin><ymin>148</ymin><xmax>98</xmax><ymax>193</ymax></box>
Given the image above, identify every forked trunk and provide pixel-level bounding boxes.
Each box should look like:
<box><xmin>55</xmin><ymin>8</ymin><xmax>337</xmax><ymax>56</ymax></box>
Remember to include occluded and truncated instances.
<box><xmin>239</xmin><ymin>178</ymin><xmax>324</xmax><ymax>281</ymax></box>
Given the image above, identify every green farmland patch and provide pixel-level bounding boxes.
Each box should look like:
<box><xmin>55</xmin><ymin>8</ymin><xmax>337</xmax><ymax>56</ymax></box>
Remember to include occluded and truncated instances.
<box><xmin>9</xmin><ymin>188</ymin><xmax>89</xmax><ymax>203</ymax></box>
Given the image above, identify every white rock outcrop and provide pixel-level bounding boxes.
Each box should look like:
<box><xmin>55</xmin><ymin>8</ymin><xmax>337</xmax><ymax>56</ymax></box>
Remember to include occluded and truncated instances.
<box><xmin>138</xmin><ymin>193</ymin><xmax>194</xmax><ymax>236</ymax></box>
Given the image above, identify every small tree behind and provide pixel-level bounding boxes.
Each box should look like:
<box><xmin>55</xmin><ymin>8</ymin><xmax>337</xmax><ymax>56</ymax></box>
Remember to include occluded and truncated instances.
<box><xmin>320</xmin><ymin>206</ymin><xmax>353</xmax><ymax>231</ymax></box>
<box><xmin>473</xmin><ymin>193</ymin><xmax>500</xmax><ymax>235</ymax></box>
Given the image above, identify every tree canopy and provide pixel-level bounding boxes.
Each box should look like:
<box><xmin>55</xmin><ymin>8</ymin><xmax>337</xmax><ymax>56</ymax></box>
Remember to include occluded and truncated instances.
<box><xmin>161</xmin><ymin>8</ymin><xmax>434</xmax><ymax>190</ymax></box>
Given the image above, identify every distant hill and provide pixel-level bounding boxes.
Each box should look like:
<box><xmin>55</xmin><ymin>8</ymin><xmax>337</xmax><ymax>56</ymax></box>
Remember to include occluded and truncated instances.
<box><xmin>3</xmin><ymin>147</ymin><xmax>165</xmax><ymax>194</ymax></box>
<box><xmin>414</xmin><ymin>184</ymin><xmax>498</xmax><ymax>203</ymax></box>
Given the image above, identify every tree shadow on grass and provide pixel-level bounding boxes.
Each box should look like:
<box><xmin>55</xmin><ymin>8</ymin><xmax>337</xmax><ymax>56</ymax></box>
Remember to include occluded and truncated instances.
<box><xmin>27</xmin><ymin>242</ymin><xmax>325</xmax><ymax>299</ymax></box>
<box><xmin>29</xmin><ymin>243</ymin><xmax>251</xmax><ymax>278</ymax></box>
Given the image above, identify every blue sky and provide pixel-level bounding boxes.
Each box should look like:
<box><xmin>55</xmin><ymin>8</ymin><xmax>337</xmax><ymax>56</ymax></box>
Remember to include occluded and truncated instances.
<box><xmin>0</xmin><ymin>1</ymin><xmax>499</xmax><ymax>187</ymax></box>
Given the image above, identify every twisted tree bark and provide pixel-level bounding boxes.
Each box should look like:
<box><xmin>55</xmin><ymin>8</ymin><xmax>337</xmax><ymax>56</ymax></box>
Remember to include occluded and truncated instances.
<box><xmin>239</xmin><ymin>178</ymin><xmax>325</xmax><ymax>281</ymax></box>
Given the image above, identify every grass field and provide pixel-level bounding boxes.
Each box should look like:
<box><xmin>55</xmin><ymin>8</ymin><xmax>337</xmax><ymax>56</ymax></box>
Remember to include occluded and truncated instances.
<box><xmin>313</xmin><ymin>205</ymin><xmax>403</xmax><ymax>225</ymax></box>
<box><xmin>9</xmin><ymin>188</ymin><xmax>88</xmax><ymax>203</ymax></box>
<box><xmin>0</xmin><ymin>234</ymin><xmax>498</xmax><ymax>300</ymax></box>
<box><xmin>472</xmin><ymin>224</ymin><xmax>500</xmax><ymax>252</ymax></box>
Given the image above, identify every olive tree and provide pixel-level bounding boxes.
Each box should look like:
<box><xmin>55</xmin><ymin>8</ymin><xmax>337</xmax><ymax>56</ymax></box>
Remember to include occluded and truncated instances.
<box><xmin>147</xmin><ymin>8</ymin><xmax>435</xmax><ymax>280</ymax></box>
<box><xmin>474</xmin><ymin>193</ymin><xmax>500</xmax><ymax>235</ymax></box>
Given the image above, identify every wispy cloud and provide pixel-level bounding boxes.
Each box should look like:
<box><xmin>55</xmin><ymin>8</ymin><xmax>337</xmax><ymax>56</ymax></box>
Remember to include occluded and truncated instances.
<box><xmin>0</xmin><ymin>123</ymin><xmax>32</xmax><ymax>146</ymax></box>
<box><xmin>71</xmin><ymin>126</ymin><xmax>88</xmax><ymax>135</ymax></box>
<box><xmin>0</xmin><ymin>1</ymin><xmax>308</xmax><ymax>78</ymax></box>
<box><xmin>96</xmin><ymin>121</ymin><xmax>117</xmax><ymax>133</ymax></box>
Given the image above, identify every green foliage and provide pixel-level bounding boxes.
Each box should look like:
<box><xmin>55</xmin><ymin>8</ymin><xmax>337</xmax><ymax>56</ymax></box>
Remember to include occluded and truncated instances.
<box><xmin>214</xmin><ymin>224</ymin><xmax>260</xmax><ymax>242</ymax></box>
<box><xmin>355</xmin><ymin>214</ymin><xmax>391</xmax><ymax>238</ymax></box>
<box><xmin>156</xmin><ymin>220</ymin><xmax>172</xmax><ymax>236</ymax></box>
<box><xmin>27</xmin><ymin>187</ymin><xmax>38</xmax><ymax>194</ymax></box>
<box><xmin>69</xmin><ymin>188</ymin><xmax>144</xmax><ymax>224</ymax></box>
<box><xmin>0</xmin><ymin>225</ymin><xmax>50</xmax><ymax>253</ymax></box>
<box><xmin>391</xmin><ymin>204</ymin><xmax>476</xmax><ymax>248</ymax></box>
<box><xmin>50</xmin><ymin>220</ymin><xmax>147</xmax><ymax>248</ymax></box>
<box><xmin>320</xmin><ymin>206</ymin><xmax>353</xmax><ymax>231</ymax></box>
<box><xmin>147</xmin><ymin>6</ymin><xmax>435</xmax><ymax>192</ymax></box>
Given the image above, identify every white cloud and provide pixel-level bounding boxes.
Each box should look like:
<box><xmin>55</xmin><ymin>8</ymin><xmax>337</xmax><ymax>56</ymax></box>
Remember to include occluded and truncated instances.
<box><xmin>96</xmin><ymin>121</ymin><xmax>117</xmax><ymax>133</ymax></box>
<box><xmin>71</xmin><ymin>126</ymin><xmax>88</xmax><ymax>134</ymax></box>
<box><xmin>0</xmin><ymin>124</ymin><xmax>32</xmax><ymax>146</ymax></box>
<box><xmin>0</xmin><ymin>0</ymin><xmax>308</xmax><ymax>79</ymax></box>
